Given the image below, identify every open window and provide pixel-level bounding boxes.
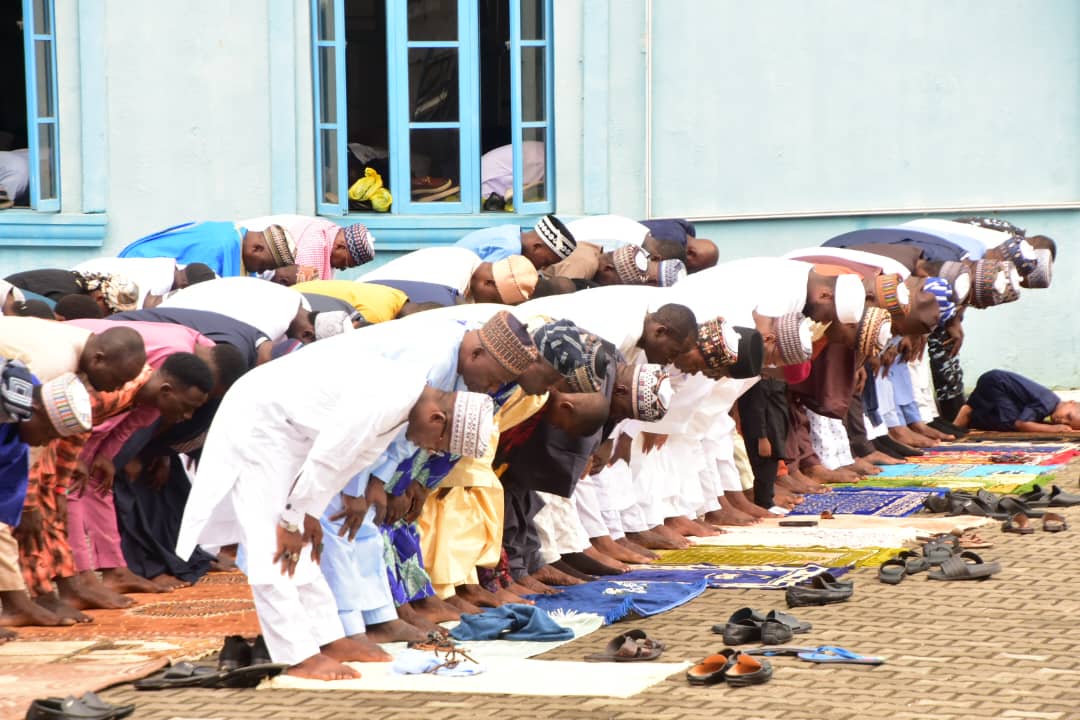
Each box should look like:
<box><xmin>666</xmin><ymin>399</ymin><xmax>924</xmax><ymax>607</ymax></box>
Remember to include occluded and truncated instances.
<box><xmin>311</xmin><ymin>0</ymin><xmax>555</xmax><ymax>218</ymax></box>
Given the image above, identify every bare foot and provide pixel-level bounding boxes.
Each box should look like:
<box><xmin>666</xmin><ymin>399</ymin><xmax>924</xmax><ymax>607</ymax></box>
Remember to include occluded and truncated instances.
<box><xmin>0</xmin><ymin>627</ymin><xmax>15</xmax><ymax>643</ymax></box>
<box><xmin>397</xmin><ymin>603</ymin><xmax>450</xmax><ymax>637</ymax></box>
<box><xmin>0</xmin><ymin>591</ymin><xmax>76</xmax><ymax>627</ymax></box>
<box><xmin>287</xmin><ymin>652</ymin><xmax>359</xmax><ymax>680</ymax></box>
<box><xmin>444</xmin><ymin>595</ymin><xmax>483</xmax><ymax>615</ymax></box>
<box><xmin>552</xmin><ymin>559</ymin><xmax>595</xmax><ymax>581</ymax></box>
<box><xmin>510</xmin><ymin>577</ymin><xmax>555</xmax><ymax>596</ymax></box>
<box><xmin>648</xmin><ymin>524</ymin><xmax>692</xmax><ymax>548</ymax></box>
<box><xmin>805</xmin><ymin>464</ymin><xmax>860</xmax><ymax>485</ymax></box>
<box><xmin>58</xmin><ymin>575</ymin><xmax>133</xmax><ymax>610</ymax></box>
<box><xmin>860</xmin><ymin>450</ymin><xmax>905</xmax><ymax>466</ymax></box>
<box><xmin>410</xmin><ymin>595</ymin><xmax>462</xmax><ymax>623</ymax></box>
<box><xmin>773</xmin><ymin>489</ymin><xmax>803</xmax><ymax>510</ymax></box>
<box><xmin>455</xmin><ymin>583</ymin><xmax>500</xmax><ymax>608</ymax></box>
<box><xmin>910</xmin><ymin>421</ymin><xmax>954</xmax><ymax>442</ymax></box>
<box><xmin>624</xmin><ymin>529</ymin><xmax>683</xmax><ymax>550</ymax></box>
<box><xmin>493</xmin><ymin>587</ymin><xmax>534</xmax><ymax>605</ymax></box>
<box><xmin>734</xmin><ymin>491</ymin><xmax>780</xmax><ymax>518</ymax></box>
<box><xmin>210</xmin><ymin>550</ymin><xmax>237</xmax><ymax>573</ymax></box>
<box><xmin>101</xmin><ymin>567</ymin><xmax>172</xmax><ymax>594</ymax></box>
<box><xmin>532</xmin><ymin>564</ymin><xmax>586</xmax><ymax>586</ymax></box>
<box><xmin>561</xmin><ymin>549</ymin><xmax>626</xmax><ymax>575</ymax></box>
<box><xmin>151</xmin><ymin>574</ymin><xmax>191</xmax><ymax>590</ymax></box>
<box><xmin>34</xmin><ymin>595</ymin><xmax>92</xmax><ymax>623</ymax></box>
<box><xmin>781</xmin><ymin>469</ymin><xmax>830</xmax><ymax>494</ymax></box>
<box><xmin>890</xmin><ymin>425</ymin><xmax>936</xmax><ymax>448</ymax></box>
<box><xmin>844</xmin><ymin>459</ymin><xmax>882</xmax><ymax>476</ymax></box>
<box><xmin>328</xmin><ymin>635</ymin><xmax>391</xmax><ymax>662</ymax></box>
<box><xmin>664</xmin><ymin>516</ymin><xmax>718</xmax><ymax>537</ymax></box>
<box><xmin>704</xmin><ymin>506</ymin><xmax>755</xmax><ymax>527</ymax></box>
<box><xmin>365</xmin><ymin>618</ymin><xmax>428</xmax><ymax>644</ymax></box>
<box><xmin>615</xmin><ymin>536</ymin><xmax>659</xmax><ymax>560</ymax></box>
<box><xmin>591</xmin><ymin>535</ymin><xmax>654</xmax><ymax>564</ymax></box>
<box><xmin>583</xmin><ymin>544</ymin><xmax>632</xmax><ymax>570</ymax></box>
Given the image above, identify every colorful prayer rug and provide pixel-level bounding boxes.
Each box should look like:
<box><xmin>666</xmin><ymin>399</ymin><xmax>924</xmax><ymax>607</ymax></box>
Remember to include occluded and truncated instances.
<box><xmin>834</xmin><ymin>463</ymin><xmax>1061</xmax><ymax>493</ymax></box>
<box><xmin>786</xmin><ymin>488</ymin><xmax>943</xmax><ymax>517</ymax></box>
<box><xmin>527</xmin><ymin>578</ymin><xmax>707</xmax><ymax>625</ymax></box>
<box><xmin>653</xmin><ymin>545</ymin><xmax>901</xmax><ymax>569</ymax></box>
<box><xmin>616</xmin><ymin>563</ymin><xmax>841</xmax><ymax>590</ymax></box>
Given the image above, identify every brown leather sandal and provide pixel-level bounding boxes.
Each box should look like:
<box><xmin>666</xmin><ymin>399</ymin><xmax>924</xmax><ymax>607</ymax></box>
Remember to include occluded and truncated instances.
<box><xmin>1001</xmin><ymin>513</ymin><xmax>1034</xmax><ymax>535</ymax></box>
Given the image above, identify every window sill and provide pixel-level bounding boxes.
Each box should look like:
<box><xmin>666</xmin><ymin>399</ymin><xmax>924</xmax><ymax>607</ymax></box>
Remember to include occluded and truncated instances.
<box><xmin>320</xmin><ymin>213</ymin><xmax>549</xmax><ymax>251</ymax></box>
<box><xmin>0</xmin><ymin>211</ymin><xmax>107</xmax><ymax>247</ymax></box>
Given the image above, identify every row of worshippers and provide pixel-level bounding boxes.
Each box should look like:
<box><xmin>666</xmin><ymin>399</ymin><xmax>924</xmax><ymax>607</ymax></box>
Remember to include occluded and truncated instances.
<box><xmin>0</xmin><ymin>212</ymin><xmax>1062</xmax><ymax>683</ymax></box>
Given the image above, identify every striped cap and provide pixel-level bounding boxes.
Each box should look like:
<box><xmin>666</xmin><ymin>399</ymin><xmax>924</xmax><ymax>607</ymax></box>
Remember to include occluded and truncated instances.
<box><xmin>42</xmin><ymin>372</ymin><xmax>92</xmax><ymax>437</ymax></box>
<box><xmin>534</xmin><ymin>215</ymin><xmax>576</xmax><ymax>259</ymax></box>
<box><xmin>263</xmin><ymin>224</ymin><xmax>296</xmax><ymax>268</ymax></box>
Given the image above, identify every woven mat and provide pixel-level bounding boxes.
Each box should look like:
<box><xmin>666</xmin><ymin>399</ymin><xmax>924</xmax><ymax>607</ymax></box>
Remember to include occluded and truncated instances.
<box><xmin>653</xmin><ymin>545</ymin><xmax>901</xmax><ymax>568</ymax></box>
<box><xmin>787</xmin><ymin>488</ymin><xmax>941</xmax><ymax>517</ymax></box>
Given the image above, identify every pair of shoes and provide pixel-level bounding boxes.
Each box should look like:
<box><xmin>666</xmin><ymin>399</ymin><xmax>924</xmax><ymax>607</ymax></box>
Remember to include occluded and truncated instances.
<box><xmin>1042</xmin><ymin>512</ymin><xmax>1069</xmax><ymax>533</ymax></box>
<box><xmin>1018</xmin><ymin>484</ymin><xmax>1080</xmax><ymax>508</ymax></box>
<box><xmin>712</xmin><ymin>608</ymin><xmax>812</xmax><ymax>645</ymax></box>
<box><xmin>926</xmin><ymin>551</ymin><xmax>1001</xmax><ymax>581</ymax></box>
<box><xmin>583</xmin><ymin>629</ymin><xmax>665</xmax><ymax>662</ymax></box>
<box><xmin>785</xmin><ymin>572</ymin><xmax>853</xmax><ymax>607</ymax></box>
<box><xmin>687</xmin><ymin>649</ymin><xmax>772</xmax><ymax>687</ymax></box>
<box><xmin>27</xmin><ymin>692</ymin><xmax>135</xmax><ymax>720</ymax></box>
<box><xmin>218</xmin><ymin>634</ymin><xmax>273</xmax><ymax>671</ymax></box>
<box><xmin>135</xmin><ymin>636</ymin><xmax>285</xmax><ymax>691</ymax></box>
<box><xmin>483</xmin><ymin>192</ymin><xmax>507</xmax><ymax>211</ymax></box>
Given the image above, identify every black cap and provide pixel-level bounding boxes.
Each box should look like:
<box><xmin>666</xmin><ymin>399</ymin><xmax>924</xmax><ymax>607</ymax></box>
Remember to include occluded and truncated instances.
<box><xmin>728</xmin><ymin>327</ymin><xmax>764</xmax><ymax>379</ymax></box>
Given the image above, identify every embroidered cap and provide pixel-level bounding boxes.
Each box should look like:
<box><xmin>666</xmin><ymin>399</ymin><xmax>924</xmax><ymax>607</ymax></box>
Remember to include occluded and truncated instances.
<box><xmin>696</xmin><ymin>318</ymin><xmax>740</xmax><ymax>371</ymax></box>
<box><xmin>937</xmin><ymin>261</ymin><xmax>972</xmax><ymax>305</ymax></box>
<box><xmin>971</xmin><ymin>259</ymin><xmax>1008</xmax><ymax>308</ymax></box>
<box><xmin>1021</xmin><ymin>248</ymin><xmax>1053</xmax><ymax>289</ymax></box>
<box><xmin>776</xmin><ymin>312</ymin><xmax>813</xmax><ymax>366</ymax></box>
<box><xmin>534</xmin><ymin>215</ymin><xmax>576</xmax><ymax>260</ymax></box>
<box><xmin>874</xmin><ymin>273</ymin><xmax>910</xmax><ymax>320</ymax></box>
<box><xmin>658</xmin><ymin>259</ymin><xmax>687</xmax><ymax>287</ymax></box>
<box><xmin>449</xmin><ymin>391</ymin><xmax>495</xmax><ymax>458</ymax></box>
<box><xmin>612</xmin><ymin>245</ymin><xmax>649</xmax><ymax>285</ymax></box>
<box><xmin>922</xmin><ymin>277</ymin><xmax>957</xmax><ymax>327</ymax></box>
<box><xmin>729</xmin><ymin>327</ymin><xmax>764</xmax><ymax>379</ymax></box>
<box><xmin>1001</xmin><ymin>263</ymin><xmax>1022</xmax><ymax>304</ymax></box>
<box><xmin>856</xmin><ymin>306</ymin><xmax>892</xmax><ymax>360</ymax></box>
<box><xmin>42</xmin><ymin>372</ymin><xmax>92</xmax><ymax>437</ymax></box>
<box><xmin>343</xmin><ymin>223</ymin><xmax>375</xmax><ymax>266</ymax></box>
<box><xmin>478</xmin><ymin>310</ymin><xmax>539</xmax><ymax>377</ymax></box>
<box><xmin>630</xmin><ymin>364</ymin><xmax>672</xmax><ymax>422</ymax></box>
<box><xmin>314</xmin><ymin>310</ymin><xmax>354</xmax><ymax>340</ymax></box>
<box><xmin>263</xmin><ymin>224</ymin><xmax>297</xmax><ymax>268</ymax></box>
<box><xmin>491</xmin><ymin>255</ymin><xmax>538</xmax><ymax>305</ymax></box>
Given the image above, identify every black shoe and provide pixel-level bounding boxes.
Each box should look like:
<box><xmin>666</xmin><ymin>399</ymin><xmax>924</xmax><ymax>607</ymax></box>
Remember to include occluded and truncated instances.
<box><xmin>785</xmin><ymin>574</ymin><xmax>854</xmax><ymax>608</ymax></box>
<box><xmin>871</xmin><ymin>437</ymin><xmax>907</xmax><ymax>460</ymax></box>
<box><xmin>714</xmin><ymin>607</ymin><xmax>765</xmax><ymax>645</ymax></box>
<box><xmin>217</xmin><ymin>634</ymin><xmax>252</xmax><ymax>672</ymax></box>
<box><xmin>249</xmin><ymin>635</ymin><xmax>273</xmax><ymax>666</ymax></box>
<box><xmin>67</xmin><ymin>693</ymin><xmax>134</xmax><ymax>720</ymax></box>
<box><xmin>483</xmin><ymin>192</ymin><xmax>506</xmax><ymax>211</ymax></box>
<box><xmin>929</xmin><ymin>418</ymin><xmax>967</xmax><ymax>437</ymax></box>
<box><xmin>760</xmin><ymin>619</ymin><xmax>794</xmax><ymax>645</ymax></box>
<box><xmin>26</xmin><ymin>696</ymin><xmax>114</xmax><ymax>720</ymax></box>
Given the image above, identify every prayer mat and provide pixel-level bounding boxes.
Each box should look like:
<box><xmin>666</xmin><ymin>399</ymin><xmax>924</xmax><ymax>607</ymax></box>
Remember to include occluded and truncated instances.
<box><xmin>262</xmin><ymin>657</ymin><xmax>690</xmax><ymax>698</ymax></box>
<box><xmin>615</xmin><ymin>563</ymin><xmax>840</xmax><ymax>590</ymax></box>
<box><xmin>837</xmin><ymin>463</ymin><xmax>1062</xmax><ymax>493</ymax></box>
<box><xmin>688</xmin><ymin>525</ymin><xmax>919</xmax><ymax>549</ymax></box>
<box><xmin>526</xmin><ymin>578</ymin><xmax>708</xmax><ymax>625</ymax></box>
<box><xmin>653</xmin><ymin>545</ymin><xmax>902</xmax><ymax>569</ymax></box>
<box><xmin>786</xmin><ymin>488</ymin><xmax>943</xmax><ymax>517</ymax></box>
<box><xmin>917</xmin><ymin>443</ymin><xmax>1080</xmax><ymax>467</ymax></box>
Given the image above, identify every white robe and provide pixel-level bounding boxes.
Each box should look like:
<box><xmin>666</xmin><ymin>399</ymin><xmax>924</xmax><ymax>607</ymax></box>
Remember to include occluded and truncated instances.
<box><xmin>566</xmin><ymin>215</ymin><xmax>649</xmax><ymax>250</ymax></box>
<box><xmin>160</xmin><ymin>276</ymin><xmax>310</xmax><ymax>343</ymax></box>
<box><xmin>175</xmin><ymin>349</ymin><xmax>427</xmax><ymax>586</ymax></box>
<box><xmin>357</xmin><ymin>246</ymin><xmax>482</xmax><ymax>297</ymax></box>
<box><xmin>673</xmin><ymin>257</ymin><xmax>811</xmax><ymax>320</ymax></box>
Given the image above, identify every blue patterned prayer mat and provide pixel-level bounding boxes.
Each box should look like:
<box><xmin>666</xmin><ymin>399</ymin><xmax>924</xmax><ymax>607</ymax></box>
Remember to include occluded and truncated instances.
<box><xmin>786</xmin><ymin>488</ymin><xmax>945</xmax><ymax>517</ymax></box>
<box><xmin>616</xmin><ymin>563</ymin><xmax>844</xmax><ymax>590</ymax></box>
<box><xmin>527</xmin><ymin>578</ymin><xmax>707</xmax><ymax>625</ymax></box>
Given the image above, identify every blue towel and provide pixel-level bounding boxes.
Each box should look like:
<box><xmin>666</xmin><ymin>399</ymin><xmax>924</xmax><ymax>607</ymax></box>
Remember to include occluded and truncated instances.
<box><xmin>450</xmin><ymin>603</ymin><xmax>574</xmax><ymax>642</ymax></box>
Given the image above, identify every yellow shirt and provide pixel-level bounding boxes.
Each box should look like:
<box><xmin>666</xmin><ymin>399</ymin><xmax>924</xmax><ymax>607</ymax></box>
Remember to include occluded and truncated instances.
<box><xmin>293</xmin><ymin>280</ymin><xmax>408</xmax><ymax>324</ymax></box>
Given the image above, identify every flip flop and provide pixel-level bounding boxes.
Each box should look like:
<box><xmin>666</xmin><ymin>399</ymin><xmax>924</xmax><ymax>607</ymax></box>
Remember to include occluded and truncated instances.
<box><xmin>1043</xmin><ymin>512</ymin><xmax>1069</xmax><ymax>533</ymax></box>
<box><xmin>877</xmin><ymin>558</ymin><xmax>906</xmax><ymax>585</ymax></box>
<box><xmin>952</xmin><ymin>530</ymin><xmax>994</xmax><ymax>549</ymax></box>
<box><xmin>1001</xmin><ymin>513</ymin><xmax>1034</xmax><ymax>535</ymax></box>
<box><xmin>926</xmin><ymin>551</ymin><xmax>1001</xmax><ymax>581</ymax></box>
<box><xmin>724</xmin><ymin>651</ymin><xmax>773</xmax><ymax>687</ymax></box>
<box><xmin>584</xmin><ymin>630</ymin><xmax>664</xmax><ymax>662</ymax></box>
<box><xmin>743</xmin><ymin>646</ymin><xmax>817</xmax><ymax>657</ymax></box>
<box><xmin>134</xmin><ymin>661</ymin><xmax>222</xmax><ymax>690</ymax></box>
<box><xmin>897</xmin><ymin>549</ymin><xmax>931</xmax><ymax>574</ymax></box>
<box><xmin>686</xmin><ymin>650</ymin><xmax>736</xmax><ymax>685</ymax></box>
<box><xmin>797</xmin><ymin>646</ymin><xmax>885</xmax><ymax>665</ymax></box>
<box><xmin>922</xmin><ymin>537</ymin><xmax>958</xmax><ymax>565</ymax></box>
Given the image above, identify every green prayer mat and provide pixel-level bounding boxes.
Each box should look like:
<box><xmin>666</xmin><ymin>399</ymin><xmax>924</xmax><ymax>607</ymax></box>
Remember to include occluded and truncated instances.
<box><xmin>654</xmin><ymin>545</ymin><xmax>902</xmax><ymax>569</ymax></box>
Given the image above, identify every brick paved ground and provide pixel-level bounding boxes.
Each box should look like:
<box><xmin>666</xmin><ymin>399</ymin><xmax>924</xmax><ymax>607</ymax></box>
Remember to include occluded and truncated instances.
<box><xmin>99</xmin><ymin>502</ymin><xmax>1080</xmax><ymax>720</ymax></box>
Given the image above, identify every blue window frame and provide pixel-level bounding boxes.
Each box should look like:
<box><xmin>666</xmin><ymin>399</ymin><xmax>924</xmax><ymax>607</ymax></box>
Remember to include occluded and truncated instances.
<box><xmin>310</xmin><ymin>0</ymin><xmax>555</xmax><ymax>219</ymax></box>
<box><xmin>22</xmin><ymin>0</ymin><xmax>61</xmax><ymax>212</ymax></box>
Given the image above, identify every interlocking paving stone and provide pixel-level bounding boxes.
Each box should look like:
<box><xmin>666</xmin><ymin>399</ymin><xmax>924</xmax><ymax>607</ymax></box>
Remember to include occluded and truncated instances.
<box><xmin>98</xmin><ymin>501</ymin><xmax>1080</xmax><ymax>720</ymax></box>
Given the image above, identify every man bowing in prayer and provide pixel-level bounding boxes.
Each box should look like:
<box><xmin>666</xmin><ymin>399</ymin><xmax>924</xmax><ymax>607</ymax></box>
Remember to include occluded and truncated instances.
<box><xmin>175</xmin><ymin>349</ymin><xmax>496</xmax><ymax>681</ymax></box>
<box><xmin>119</xmin><ymin>221</ymin><xmax>297</xmax><ymax>278</ymax></box>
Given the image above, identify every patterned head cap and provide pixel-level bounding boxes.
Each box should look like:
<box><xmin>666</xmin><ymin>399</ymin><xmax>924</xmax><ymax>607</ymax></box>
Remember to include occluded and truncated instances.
<box><xmin>612</xmin><ymin>245</ymin><xmax>649</xmax><ymax>285</ymax></box>
<box><xmin>922</xmin><ymin>277</ymin><xmax>957</xmax><ymax>327</ymax></box>
<box><xmin>534</xmin><ymin>215</ymin><xmax>576</xmax><ymax>260</ymax></box>
<box><xmin>992</xmin><ymin>235</ymin><xmax>1037</xmax><ymax>277</ymax></box>
<box><xmin>263</xmin><ymin>224</ymin><xmax>297</xmax><ymax>268</ymax></box>
<box><xmin>775</xmin><ymin>312</ymin><xmax>813</xmax><ymax>366</ymax></box>
<box><xmin>41</xmin><ymin>372</ymin><xmax>92</xmax><ymax>437</ymax></box>
<box><xmin>937</xmin><ymin>261</ymin><xmax>972</xmax><ymax>305</ymax></box>
<box><xmin>696</xmin><ymin>318</ymin><xmax>740</xmax><ymax>371</ymax></box>
<box><xmin>1021</xmin><ymin>248</ymin><xmax>1053</xmax><ymax>289</ymax></box>
<box><xmin>728</xmin><ymin>327</ymin><xmax>765</xmax><ymax>380</ymax></box>
<box><xmin>953</xmin><ymin>216</ymin><xmax>1026</xmax><ymax>237</ymax></box>
<box><xmin>449</xmin><ymin>391</ymin><xmax>495</xmax><ymax>458</ymax></box>
<box><xmin>630</xmin><ymin>364</ymin><xmax>672</xmax><ymax>422</ymax></box>
<box><xmin>492</xmin><ymin>255</ymin><xmax>538</xmax><ymax>305</ymax></box>
<box><xmin>100</xmin><ymin>276</ymin><xmax>140</xmax><ymax>313</ymax></box>
<box><xmin>0</xmin><ymin>358</ymin><xmax>34</xmax><ymax>422</ymax></box>
<box><xmin>478</xmin><ymin>310</ymin><xmax>539</xmax><ymax>376</ymax></box>
<box><xmin>856</xmin><ymin>306</ymin><xmax>892</xmax><ymax>360</ymax></box>
<box><xmin>1001</xmin><ymin>263</ymin><xmax>1022</xmax><ymax>304</ymax></box>
<box><xmin>344</xmin><ymin>223</ymin><xmax>375</xmax><ymax>266</ymax></box>
<box><xmin>971</xmin><ymin>259</ymin><xmax>1008</xmax><ymax>308</ymax></box>
<box><xmin>874</xmin><ymin>273</ymin><xmax>910</xmax><ymax>321</ymax></box>
<box><xmin>531</xmin><ymin>319</ymin><xmax>601</xmax><ymax>384</ymax></box>
<box><xmin>658</xmin><ymin>259</ymin><xmax>687</xmax><ymax>287</ymax></box>
<box><xmin>314</xmin><ymin>310</ymin><xmax>354</xmax><ymax>340</ymax></box>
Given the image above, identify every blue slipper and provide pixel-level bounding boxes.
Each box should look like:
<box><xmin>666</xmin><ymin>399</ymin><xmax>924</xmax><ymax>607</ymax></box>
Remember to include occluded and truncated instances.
<box><xmin>796</xmin><ymin>646</ymin><xmax>885</xmax><ymax>665</ymax></box>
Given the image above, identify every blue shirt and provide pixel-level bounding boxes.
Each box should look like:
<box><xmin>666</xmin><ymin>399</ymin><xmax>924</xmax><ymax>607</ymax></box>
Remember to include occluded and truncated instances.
<box><xmin>967</xmin><ymin>370</ymin><xmax>1060</xmax><ymax>431</ymax></box>
<box><xmin>119</xmin><ymin>221</ymin><xmax>244</xmax><ymax>277</ymax></box>
<box><xmin>454</xmin><ymin>224</ymin><xmax>523</xmax><ymax>262</ymax></box>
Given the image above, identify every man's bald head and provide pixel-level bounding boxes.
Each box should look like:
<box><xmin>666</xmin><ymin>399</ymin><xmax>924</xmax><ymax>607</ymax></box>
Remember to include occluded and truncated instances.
<box><xmin>686</xmin><ymin>237</ymin><xmax>718</xmax><ymax>273</ymax></box>
<box><xmin>81</xmin><ymin>326</ymin><xmax>147</xmax><ymax>391</ymax></box>
<box><xmin>546</xmin><ymin>389</ymin><xmax>610</xmax><ymax>436</ymax></box>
